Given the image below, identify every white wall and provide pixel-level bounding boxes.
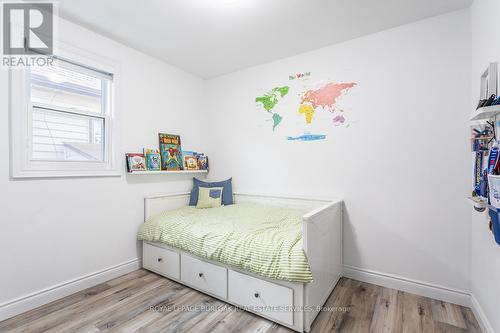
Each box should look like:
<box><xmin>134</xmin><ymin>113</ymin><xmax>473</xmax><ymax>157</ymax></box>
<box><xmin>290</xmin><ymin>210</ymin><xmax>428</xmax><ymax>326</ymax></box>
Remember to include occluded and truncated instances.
<box><xmin>470</xmin><ymin>0</ymin><xmax>500</xmax><ymax>332</ymax></box>
<box><xmin>1</xmin><ymin>6</ymin><xmax>484</xmax><ymax>324</ymax></box>
<box><xmin>206</xmin><ymin>10</ymin><xmax>472</xmax><ymax>297</ymax></box>
<box><xmin>0</xmin><ymin>16</ymin><xmax>208</xmax><ymax>319</ymax></box>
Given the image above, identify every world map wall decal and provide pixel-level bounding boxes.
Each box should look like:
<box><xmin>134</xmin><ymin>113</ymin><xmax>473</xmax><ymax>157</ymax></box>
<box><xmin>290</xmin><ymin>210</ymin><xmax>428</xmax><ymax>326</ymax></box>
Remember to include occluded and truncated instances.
<box><xmin>255</xmin><ymin>72</ymin><xmax>357</xmax><ymax>141</ymax></box>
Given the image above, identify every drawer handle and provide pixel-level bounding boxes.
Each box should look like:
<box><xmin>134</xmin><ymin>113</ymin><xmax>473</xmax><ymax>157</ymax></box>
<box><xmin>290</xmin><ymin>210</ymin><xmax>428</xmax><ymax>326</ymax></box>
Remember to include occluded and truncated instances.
<box><xmin>254</xmin><ymin>292</ymin><xmax>259</xmax><ymax>298</ymax></box>
<box><xmin>157</xmin><ymin>258</ymin><xmax>163</xmax><ymax>262</ymax></box>
<box><xmin>198</xmin><ymin>273</ymin><xmax>204</xmax><ymax>278</ymax></box>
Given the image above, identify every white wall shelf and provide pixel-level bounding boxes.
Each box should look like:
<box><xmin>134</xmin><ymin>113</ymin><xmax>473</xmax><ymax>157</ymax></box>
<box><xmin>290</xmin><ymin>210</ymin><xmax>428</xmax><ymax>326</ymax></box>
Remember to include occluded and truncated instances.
<box><xmin>127</xmin><ymin>170</ymin><xmax>208</xmax><ymax>175</ymax></box>
<box><xmin>470</xmin><ymin>104</ymin><xmax>500</xmax><ymax>121</ymax></box>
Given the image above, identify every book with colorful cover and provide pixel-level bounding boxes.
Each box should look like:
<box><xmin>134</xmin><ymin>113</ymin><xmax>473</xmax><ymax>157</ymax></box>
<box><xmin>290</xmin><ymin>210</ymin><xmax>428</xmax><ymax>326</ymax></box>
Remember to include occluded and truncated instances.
<box><xmin>197</xmin><ymin>154</ymin><xmax>209</xmax><ymax>170</ymax></box>
<box><xmin>144</xmin><ymin>148</ymin><xmax>161</xmax><ymax>171</ymax></box>
<box><xmin>182</xmin><ymin>150</ymin><xmax>199</xmax><ymax>170</ymax></box>
<box><xmin>126</xmin><ymin>153</ymin><xmax>146</xmax><ymax>172</ymax></box>
<box><xmin>158</xmin><ymin>133</ymin><xmax>183</xmax><ymax>170</ymax></box>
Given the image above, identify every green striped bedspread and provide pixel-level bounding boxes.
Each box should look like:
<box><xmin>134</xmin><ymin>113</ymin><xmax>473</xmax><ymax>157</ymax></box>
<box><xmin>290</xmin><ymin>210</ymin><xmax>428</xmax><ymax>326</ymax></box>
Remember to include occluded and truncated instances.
<box><xmin>137</xmin><ymin>203</ymin><xmax>313</xmax><ymax>283</ymax></box>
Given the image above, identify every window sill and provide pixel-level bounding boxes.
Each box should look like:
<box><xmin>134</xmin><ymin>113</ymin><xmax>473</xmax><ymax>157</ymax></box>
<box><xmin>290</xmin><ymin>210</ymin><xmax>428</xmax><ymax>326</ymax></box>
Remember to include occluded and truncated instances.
<box><xmin>11</xmin><ymin>169</ymin><xmax>122</xmax><ymax>179</ymax></box>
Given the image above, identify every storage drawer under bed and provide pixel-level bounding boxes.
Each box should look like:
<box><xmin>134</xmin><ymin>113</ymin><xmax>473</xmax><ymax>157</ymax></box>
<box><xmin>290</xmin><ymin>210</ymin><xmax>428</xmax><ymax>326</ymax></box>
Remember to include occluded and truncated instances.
<box><xmin>180</xmin><ymin>254</ymin><xmax>227</xmax><ymax>299</ymax></box>
<box><xmin>228</xmin><ymin>270</ymin><xmax>294</xmax><ymax>326</ymax></box>
<box><xmin>143</xmin><ymin>242</ymin><xmax>180</xmax><ymax>279</ymax></box>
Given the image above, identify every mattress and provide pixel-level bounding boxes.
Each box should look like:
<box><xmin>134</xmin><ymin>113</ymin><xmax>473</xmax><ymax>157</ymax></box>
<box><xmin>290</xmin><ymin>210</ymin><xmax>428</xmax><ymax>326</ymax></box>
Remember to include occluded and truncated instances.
<box><xmin>137</xmin><ymin>202</ymin><xmax>313</xmax><ymax>283</ymax></box>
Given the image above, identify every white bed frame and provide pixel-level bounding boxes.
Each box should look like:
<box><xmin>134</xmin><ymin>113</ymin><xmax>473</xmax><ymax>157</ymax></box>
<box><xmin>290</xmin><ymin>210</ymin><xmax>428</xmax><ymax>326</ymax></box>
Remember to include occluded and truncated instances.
<box><xmin>142</xmin><ymin>192</ymin><xmax>343</xmax><ymax>332</ymax></box>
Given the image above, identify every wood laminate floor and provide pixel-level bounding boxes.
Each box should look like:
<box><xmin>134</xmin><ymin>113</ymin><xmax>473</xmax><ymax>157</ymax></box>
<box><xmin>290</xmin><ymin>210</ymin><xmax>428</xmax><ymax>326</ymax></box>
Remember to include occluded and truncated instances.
<box><xmin>0</xmin><ymin>269</ymin><xmax>482</xmax><ymax>333</ymax></box>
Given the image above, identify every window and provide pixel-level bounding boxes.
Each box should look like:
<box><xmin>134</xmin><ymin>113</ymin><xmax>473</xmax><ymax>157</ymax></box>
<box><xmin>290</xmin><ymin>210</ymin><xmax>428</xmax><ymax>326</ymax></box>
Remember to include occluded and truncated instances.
<box><xmin>30</xmin><ymin>60</ymin><xmax>111</xmax><ymax>162</ymax></box>
<box><xmin>10</xmin><ymin>48</ymin><xmax>120</xmax><ymax>178</ymax></box>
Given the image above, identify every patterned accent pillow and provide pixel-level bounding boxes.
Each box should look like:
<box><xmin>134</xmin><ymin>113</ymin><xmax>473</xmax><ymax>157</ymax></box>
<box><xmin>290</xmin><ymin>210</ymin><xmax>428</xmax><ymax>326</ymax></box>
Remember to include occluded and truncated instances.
<box><xmin>196</xmin><ymin>187</ymin><xmax>223</xmax><ymax>209</ymax></box>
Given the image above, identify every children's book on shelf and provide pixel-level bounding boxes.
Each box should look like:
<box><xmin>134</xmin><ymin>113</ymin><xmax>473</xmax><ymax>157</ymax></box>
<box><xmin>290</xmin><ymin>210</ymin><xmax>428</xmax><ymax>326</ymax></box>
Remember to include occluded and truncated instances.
<box><xmin>144</xmin><ymin>148</ymin><xmax>161</xmax><ymax>171</ymax></box>
<box><xmin>126</xmin><ymin>153</ymin><xmax>146</xmax><ymax>172</ymax></box>
<box><xmin>182</xmin><ymin>151</ymin><xmax>199</xmax><ymax>170</ymax></box>
<box><xmin>197</xmin><ymin>154</ymin><xmax>209</xmax><ymax>170</ymax></box>
<box><xmin>159</xmin><ymin>133</ymin><xmax>183</xmax><ymax>170</ymax></box>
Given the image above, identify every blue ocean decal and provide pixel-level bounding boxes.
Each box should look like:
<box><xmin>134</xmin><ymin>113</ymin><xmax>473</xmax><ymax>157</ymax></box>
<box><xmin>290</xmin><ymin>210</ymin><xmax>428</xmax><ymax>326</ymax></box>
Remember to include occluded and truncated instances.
<box><xmin>286</xmin><ymin>133</ymin><xmax>326</xmax><ymax>141</ymax></box>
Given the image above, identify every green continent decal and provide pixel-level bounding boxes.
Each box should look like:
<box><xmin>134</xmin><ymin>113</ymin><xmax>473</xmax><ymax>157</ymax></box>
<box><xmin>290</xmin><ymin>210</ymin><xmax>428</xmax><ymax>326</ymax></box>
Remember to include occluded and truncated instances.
<box><xmin>255</xmin><ymin>86</ymin><xmax>290</xmax><ymax>112</ymax></box>
<box><xmin>276</xmin><ymin>86</ymin><xmax>289</xmax><ymax>97</ymax></box>
<box><xmin>272</xmin><ymin>113</ymin><xmax>283</xmax><ymax>131</ymax></box>
<box><xmin>256</xmin><ymin>95</ymin><xmax>278</xmax><ymax>112</ymax></box>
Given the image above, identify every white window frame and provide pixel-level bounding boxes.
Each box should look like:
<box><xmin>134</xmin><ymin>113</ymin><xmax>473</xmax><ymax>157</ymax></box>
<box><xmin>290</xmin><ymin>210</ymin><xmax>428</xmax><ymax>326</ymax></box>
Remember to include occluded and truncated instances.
<box><xmin>10</xmin><ymin>43</ymin><xmax>121</xmax><ymax>178</ymax></box>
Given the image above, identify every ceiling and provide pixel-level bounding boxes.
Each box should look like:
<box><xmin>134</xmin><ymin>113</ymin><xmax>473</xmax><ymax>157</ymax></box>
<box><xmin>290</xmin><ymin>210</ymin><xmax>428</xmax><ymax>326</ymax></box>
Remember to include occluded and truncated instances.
<box><xmin>58</xmin><ymin>0</ymin><xmax>472</xmax><ymax>79</ymax></box>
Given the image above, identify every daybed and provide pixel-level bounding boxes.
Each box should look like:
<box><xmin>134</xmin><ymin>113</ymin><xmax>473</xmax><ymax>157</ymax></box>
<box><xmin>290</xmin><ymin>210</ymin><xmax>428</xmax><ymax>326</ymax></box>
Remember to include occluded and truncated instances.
<box><xmin>139</xmin><ymin>192</ymin><xmax>342</xmax><ymax>332</ymax></box>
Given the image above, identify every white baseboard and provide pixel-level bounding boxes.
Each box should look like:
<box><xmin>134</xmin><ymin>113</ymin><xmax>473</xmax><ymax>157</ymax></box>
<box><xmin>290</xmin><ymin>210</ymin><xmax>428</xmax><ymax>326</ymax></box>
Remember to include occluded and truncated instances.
<box><xmin>0</xmin><ymin>258</ymin><xmax>141</xmax><ymax>322</ymax></box>
<box><xmin>471</xmin><ymin>295</ymin><xmax>495</xmax><ymax>333</ymax></box>
<box><xmin>1</xmin><ymin>260</ymin><xmax>494</xmax><ymax>332</ymax></box>
<box><xmin>343</xmin><ymin>265</ymin><xmax>471</xmax><ymax>307</ymax></box>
